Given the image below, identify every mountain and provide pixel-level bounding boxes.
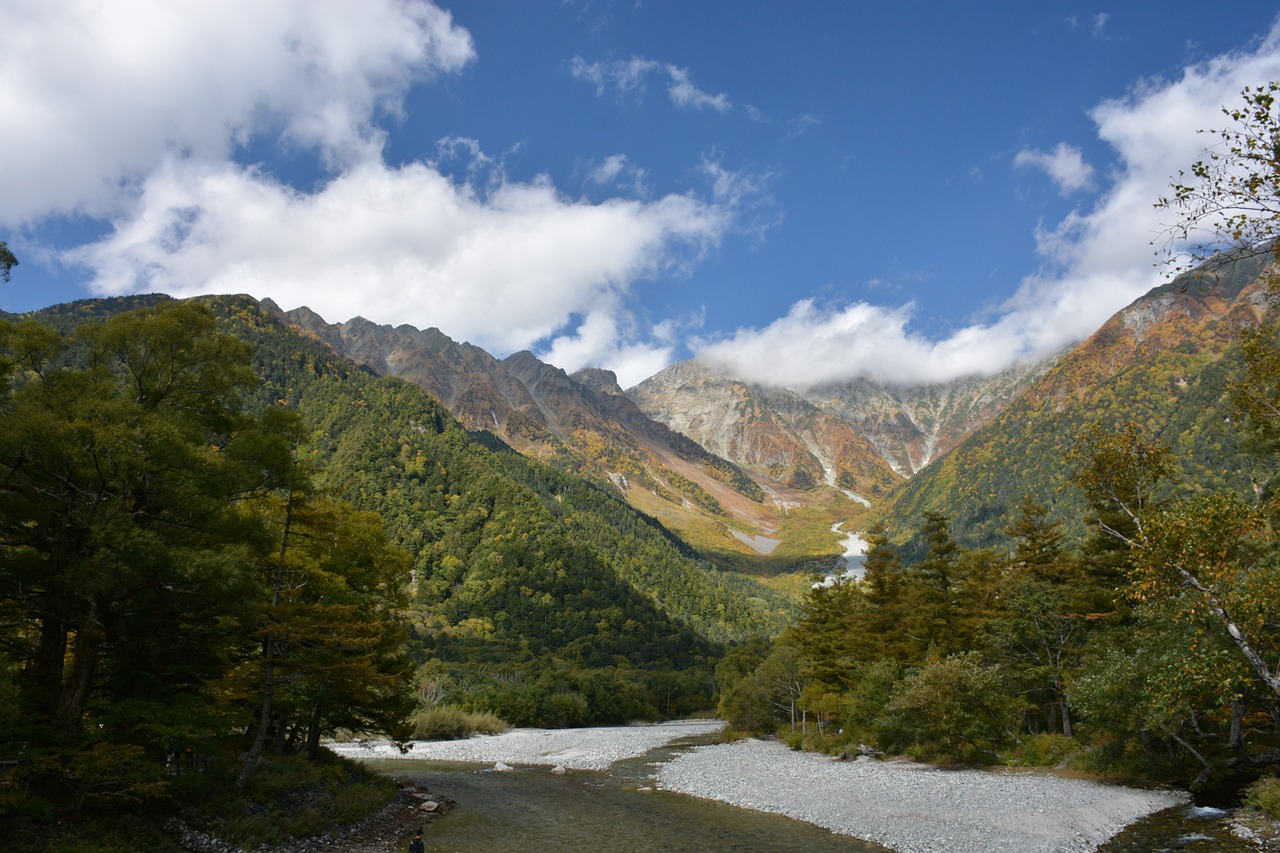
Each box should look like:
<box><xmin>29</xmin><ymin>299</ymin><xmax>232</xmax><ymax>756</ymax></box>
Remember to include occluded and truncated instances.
<box><xmin>269</xmin><ymin>303</ymin><xmax>841</xmax><ymax>568</ymax></box>
<box><xmin>13</xmin><ymin>294</ymin><xmax>797</xmax><ymax>726</ymax></box>
<box><xmin>628</xmin><ymin>355</ymin><xmax>1054</xmax><ymax>498</ymax></box>
<box><xmin>871</xmin><ymin>250</ymin><xmax>1280</xmax><ymax>550</ymax></box>
<box><xmin>272</xmin><ymin>302</ymin><xmax>1058</xmax><ymax>571</ymax></box>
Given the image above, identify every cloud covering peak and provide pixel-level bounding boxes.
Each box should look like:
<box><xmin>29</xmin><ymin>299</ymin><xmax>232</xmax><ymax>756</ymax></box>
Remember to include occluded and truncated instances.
<box><xmin>695</xmin><ymin>21</ymin><xmax>1280</xmax><ymax>389</ymax></box>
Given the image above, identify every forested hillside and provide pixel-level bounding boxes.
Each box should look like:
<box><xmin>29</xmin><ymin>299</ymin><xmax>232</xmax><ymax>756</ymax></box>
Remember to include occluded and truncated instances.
<box><xmin>719</xmin><ymin>269</ymin><xmax>1280</xmax><ymax>787</ymax></box>
<box><xmin>874</xmin><ymin>250</ymin><xmax>1279</xmax><ymax>553</ymax></box>
<box><xmin>0</xmin><ymin>295</ymin><xmax>799</xmax><ymax>847</ymax></box>
<box><xmin>14</xmin><ymin>295</ymin><xmax>793</xmax><ymax>725</ymax></box>
<box><xmin>275</xmin><ymin>306</ymin><xmax>784</xmax><ymax>567</ymax></box>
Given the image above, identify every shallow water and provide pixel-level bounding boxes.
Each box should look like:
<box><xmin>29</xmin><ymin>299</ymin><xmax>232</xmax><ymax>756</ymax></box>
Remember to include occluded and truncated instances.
<box><xmin>362</xmin><ymin>736</ymin><xmax>1250</xmax><ymax>853</ymax></box>
<box><xmin>1099</xmin><ymin>803</ymin><xmax>1253</xmax><ymax>852</ymax></box>
<box><xmin>364</xmin><ymin>736</ymin><xmax>887</xmax><ymax>852</ymax></box>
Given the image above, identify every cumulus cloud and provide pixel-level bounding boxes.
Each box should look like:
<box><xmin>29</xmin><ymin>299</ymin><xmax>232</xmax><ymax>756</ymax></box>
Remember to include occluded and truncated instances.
<box><xmin>1014</xmin><ymin>143</ymin><xmax>1096</xmax><ymax>194</ymax></box>
<box><xmin>541</xmin><ymin>310</ymin><xmax>676</xmax><ymax>389</ymax></box>
<box><xmin>2</xmin><ymin>0</ymin><xmax>759</xmax><ymax>384</ymax></box>
<box><xmin>0</xmin><ymin>0</ymin><xmax>475</xmax><ymax>224</ymax></box>
<box><xmin>696</xmin><ymin>21</ymin><xmax>1280</xmax><ymax>388</ymax></box>
<box><xmin>66</xmin><ymin>155</ymin><xmax>733</xmax><ymax>361</ymax></box>
<box><xmin>570</xmin><ymin>55</ymin><xmax>732</xmax><ymax>112</ymax></box>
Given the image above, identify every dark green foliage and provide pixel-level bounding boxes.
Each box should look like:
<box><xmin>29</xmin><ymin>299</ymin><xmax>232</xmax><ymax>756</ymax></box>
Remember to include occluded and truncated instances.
<box><xmin>204</xmin><ymin>295</ymin><xmax>790</xmax><ymax>724</ymax></box>
<box><xmin>0</xmin><ymin>241</ymin><xmax>16</xmax><ymax>283</ymax></box>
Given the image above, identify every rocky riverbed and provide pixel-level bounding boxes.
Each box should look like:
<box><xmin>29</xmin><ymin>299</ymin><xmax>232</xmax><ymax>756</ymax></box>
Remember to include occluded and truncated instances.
<box><xmin>331</xmin><ymin>723</ymin><xmax>1189</xmax><ymax>853</ymax></box>
<box><xmin>656</xmin><ymin>737</ymin><xmax>1186</xmax><ymax>853</ymax></box>
<box><xmin>328</xmin><ymin>719</ymin><xmax>726</xmax><ymax>770</ymax></box>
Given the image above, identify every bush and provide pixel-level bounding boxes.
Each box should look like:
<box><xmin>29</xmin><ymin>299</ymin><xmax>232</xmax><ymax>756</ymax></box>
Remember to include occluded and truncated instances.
<box><xmin>1003</xmin><ymin>733</ymin><xmax>1079</xmax><ymax>768</ymax></box>
<box><xmin>408</xmin><ymin>705</ymin><xmax>509</xmax><ymax>740</ymax></box>
<box><xmin>881</xmin><ymin>652</ymin><xmax>1022</xmax><ymax>764</ymax></box>
<box><xmin>1246</xmin><ymin>776</ymin><xmax>1280</xmax><ymax>820</ymax></box>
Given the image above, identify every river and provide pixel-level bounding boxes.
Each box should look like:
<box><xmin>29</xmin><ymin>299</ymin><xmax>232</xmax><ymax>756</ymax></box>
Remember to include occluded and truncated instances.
<box><xmin>347</xmin><ymin>728</ymin><xmax>1257</xmax><ymax>853</ymax></box>
<box><xmin>362</xmin><ymin>747</ymin><xmax>887</xmax><ymax>851</ymax></box>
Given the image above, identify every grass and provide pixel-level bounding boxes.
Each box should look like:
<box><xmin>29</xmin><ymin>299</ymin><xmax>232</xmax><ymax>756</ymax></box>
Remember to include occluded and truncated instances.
<box><xmin>1246</xmin><ymin>775</ymin><xmax>1280</xmax><ymax>820</ymax></box>
<box><xmin>408</xmin><ymin>705</ymin><xmax>510</xmax><ymax>740</ymax></box>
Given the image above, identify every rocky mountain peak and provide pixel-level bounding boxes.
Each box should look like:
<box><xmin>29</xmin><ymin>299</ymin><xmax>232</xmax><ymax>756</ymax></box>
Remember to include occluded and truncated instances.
<box><xmin>572</xmin><ymin>367</ymin><xmax>623</xmax><ymax>396</ymax></box>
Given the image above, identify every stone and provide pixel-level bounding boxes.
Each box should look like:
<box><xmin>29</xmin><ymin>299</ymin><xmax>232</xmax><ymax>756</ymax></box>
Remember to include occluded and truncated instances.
<box><xmin>494</xmin><ymin>761</ymin><xmax>513</xmax><ymax>772</ymax></box>
<box><xmin>418</xmin><ymin>801</ymin><xmax>440</xmax><ymax>812</ymax></box>
<box><xmin>550</xmin><ymin>765</ymin><xmax>566</xmax><ymax>774</ymax></box>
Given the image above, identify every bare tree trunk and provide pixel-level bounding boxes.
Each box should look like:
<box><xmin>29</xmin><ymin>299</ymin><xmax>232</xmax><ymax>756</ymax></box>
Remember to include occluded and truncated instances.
<box><xmin>1229</xmin><ymin>695</ymin><xmax>1245</xmax><ymax>750</ymax></box>
<box><xmin>306</xmin><ymin>699</ymin><xmax>324</xmax><ymax>759</ymax></box>
<box><xmin>31</xmin><ymin>612</ymin><xmax>68</xmax><ymax>719</ymax></box>
<box><xmin>237</xmin><ymin>630</ymin><xmax>275</xmax><ymax>789</ymax></box>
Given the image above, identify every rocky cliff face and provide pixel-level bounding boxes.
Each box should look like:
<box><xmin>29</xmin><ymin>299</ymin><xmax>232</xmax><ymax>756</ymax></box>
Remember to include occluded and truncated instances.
<box><xmin>628</xmin><ymin>357</ymin><xmax>1054</xmax><ymax>496</ymax></box>
<box><xmin>267</xmin><ymin>302</ymin><xmax>781</xmax><ymax>556</ymax></box>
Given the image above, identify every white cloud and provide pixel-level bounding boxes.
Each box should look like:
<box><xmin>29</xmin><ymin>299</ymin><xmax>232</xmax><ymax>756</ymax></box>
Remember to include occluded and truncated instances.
<box><xmin>696</xmin><ymin>20</ymin><xmax>1280</xmax><ymax>388</ymax></box>
<box><xmin>589</xmin><ymin>155</ymin><xmax>631</xmax><ymax>186</ymax></box>
<box><xmin>1013</xmin><ymin>143</ymin><xmax>1095</xmax><ymax>194</ymax></box>
<box><xmin>570</xmin><ymin>55</ymin><xmax>732</xmax><ymax>112</ymax></box>
<box><xmin>66</xmin><ymin>155</ymin><xmax>734</xmax><ymax>364</ymax></box>
<box><xmin>4</xmin><ymin>0</ymin><xmax>757</xmax><ymax>386</ymax></box>
<box><xmin>540</xmin><ymin>309</ymin><xmax>675</xmax><ymax>389</ymax></box>
<box><xmin>0</xmin><ymin>0</ymin><xmax>475</xmax><ymax>225</ymax></box>
<box><xmin>585</xmin><ymin>153</ymin><xmax>649</xmax><ymax>195</ymax></box>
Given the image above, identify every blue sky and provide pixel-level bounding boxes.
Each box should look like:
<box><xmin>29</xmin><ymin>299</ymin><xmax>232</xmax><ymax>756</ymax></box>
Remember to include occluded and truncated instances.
<box><xmin>3</xmin><ymin>2</ymin><xmax>1280</xmax><ymax>388</ymax></box>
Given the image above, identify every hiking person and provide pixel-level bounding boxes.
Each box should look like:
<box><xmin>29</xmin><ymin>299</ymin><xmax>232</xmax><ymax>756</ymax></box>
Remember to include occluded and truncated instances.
<box><xmin>409</xmin><ymin>826</ymin><xmax>425</xmax><ymax>853</ymax></box>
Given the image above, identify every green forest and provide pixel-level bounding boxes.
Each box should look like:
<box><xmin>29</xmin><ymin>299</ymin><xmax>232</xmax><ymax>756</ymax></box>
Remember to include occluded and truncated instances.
<box><xmin>0</xmin><ymin>294</ymin><xmax>797</xmax><ymax>849</ymax></box>
<box><xmin>7</xmin><ymin>81</ymin><xmax>1280</xmax><ymax>852</ymax></box>
<box><xmin>717</xmin><ymin>85</ymin><xmax>1280</xmax><ymax>804</ymax></box>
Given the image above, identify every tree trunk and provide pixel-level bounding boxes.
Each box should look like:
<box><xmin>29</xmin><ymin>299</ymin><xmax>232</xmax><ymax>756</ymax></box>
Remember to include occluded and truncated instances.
<box><xmin>237</xmin><ymin>630</ymin><xmax>275</xmax><ymax>790</ymax></box>
<box><xmin>57</xmin><ymin>599</ymin><xmax>104</xmax><ymax>730</ymax></box>
<box><xmin>238</xmin><ymin>489</ymin><xmax>296</xmax><ymax>789</ymax></box>
<box><xmin>306</xmin><ymin>699</ymin><xmax>324</xmax><ymax>759</ymax></box>
<box><xmin>30</xmin><ymin>612</ymin><xmax>68</xmax><ymax>719</ymax></box>
<box><xmin>1172</xmin><ymin>562</ymin><xmax>1280</xmax><ymax>701</ymax></box>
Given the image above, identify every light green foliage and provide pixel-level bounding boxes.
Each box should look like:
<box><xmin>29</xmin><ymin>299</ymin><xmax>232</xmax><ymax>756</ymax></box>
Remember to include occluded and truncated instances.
<box><xmin>1002</xmin><ymin>733</ymin><xmax>1078</xmax><ymax>768</ymax></box>
<box><xmin>1245</xmin><ymin>775</ymin><xmax>1280</xmax><ymax>820</ymax></box>
<box><xmin>881</xmin><ymin>652</ymin><xmax>1022</xmax><ymax>763</ymax></box>
<box><xmin>1157</xmin><ymin>83</ymin><xmax>1280</xmax><ymax>273</ymax></box>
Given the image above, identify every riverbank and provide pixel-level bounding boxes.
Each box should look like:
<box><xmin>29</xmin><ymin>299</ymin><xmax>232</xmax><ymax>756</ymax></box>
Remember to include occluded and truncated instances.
<box><xmin>332</xmin><ymin>723</ymin><xmax>1186</xmax><ymax>852</ymax></box>
<box><xmin>328</xmin><ymin>719</ymin><xmax>725</xmax><ymax>770</ymax></box>
<box><xmin>657</xmin><ymin>738</ymin><xmax>1186</xmax><ymax>853</ymax></box>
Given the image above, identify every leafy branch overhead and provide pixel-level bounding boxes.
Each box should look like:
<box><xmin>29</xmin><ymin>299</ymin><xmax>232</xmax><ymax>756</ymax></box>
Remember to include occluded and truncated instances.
<box><xmin>0</xmin><ymin>241</ymin><xmax>16</xmax><ymax>283</ymax></box>
<box><xmin>1157</xmin><ymin>82</ymin><xmax>1280</xmax><ymax>274</ymax></box>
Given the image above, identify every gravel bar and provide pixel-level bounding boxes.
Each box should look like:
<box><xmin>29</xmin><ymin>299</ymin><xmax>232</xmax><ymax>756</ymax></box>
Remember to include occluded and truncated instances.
<box><xmin>327</xmin><ymin>719</ymin><xmax>725</xmax><ymax>771</ymax></box>
<box><xmin>656</xmin><ymin>738</ymin><xmax>1187</xmax><ymax>853</ymax></box>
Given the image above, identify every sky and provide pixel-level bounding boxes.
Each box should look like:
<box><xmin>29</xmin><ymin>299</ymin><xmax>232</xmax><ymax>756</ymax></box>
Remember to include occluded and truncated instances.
<box><xmin>4</xmin><ymin>2</ymin><xmax>1280</xmax><ymax>389</ymax></box>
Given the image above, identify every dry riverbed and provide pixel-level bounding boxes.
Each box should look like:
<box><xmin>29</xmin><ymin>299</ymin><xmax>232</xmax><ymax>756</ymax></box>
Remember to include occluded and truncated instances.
<box><xmin>331</xmin><ymin>723</ymin><xmax>1187</xmax><ymax>853</ymax></box>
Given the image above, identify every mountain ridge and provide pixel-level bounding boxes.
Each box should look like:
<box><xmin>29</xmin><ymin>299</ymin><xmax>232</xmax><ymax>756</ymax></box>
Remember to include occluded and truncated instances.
<box><xmin>871</xmin><ymin>250</ymin><xmax>1280</xmax><ymax>550</ymax></box>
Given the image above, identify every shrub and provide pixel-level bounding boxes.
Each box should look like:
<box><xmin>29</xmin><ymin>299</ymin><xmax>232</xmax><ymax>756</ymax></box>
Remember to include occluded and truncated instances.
<box><xmin>409</xmin><ymin>705</ymin><xmax>509</xmax><ymax>740</ymax></box>
<box><xmin>1245</xmin><ymin>776</ymin><xmax>1280</xmax><ymax>820</ymax></box>
<box><xmin>1004</xmin><ymin>733</ymin><xmax>1079</xmax><ymax>767</ymax></box>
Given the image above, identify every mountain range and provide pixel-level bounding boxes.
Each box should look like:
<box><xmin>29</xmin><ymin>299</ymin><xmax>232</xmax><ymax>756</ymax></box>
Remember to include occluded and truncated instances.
<box><xmin>228</xmin><ymin>248</ymin><xmax>1276</xmax><ymax>571</ymax></box>
<box><xmin>268</xmin><ymin>301</ymin><xmax>1058</xmax><ymax>567</ymax></box>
